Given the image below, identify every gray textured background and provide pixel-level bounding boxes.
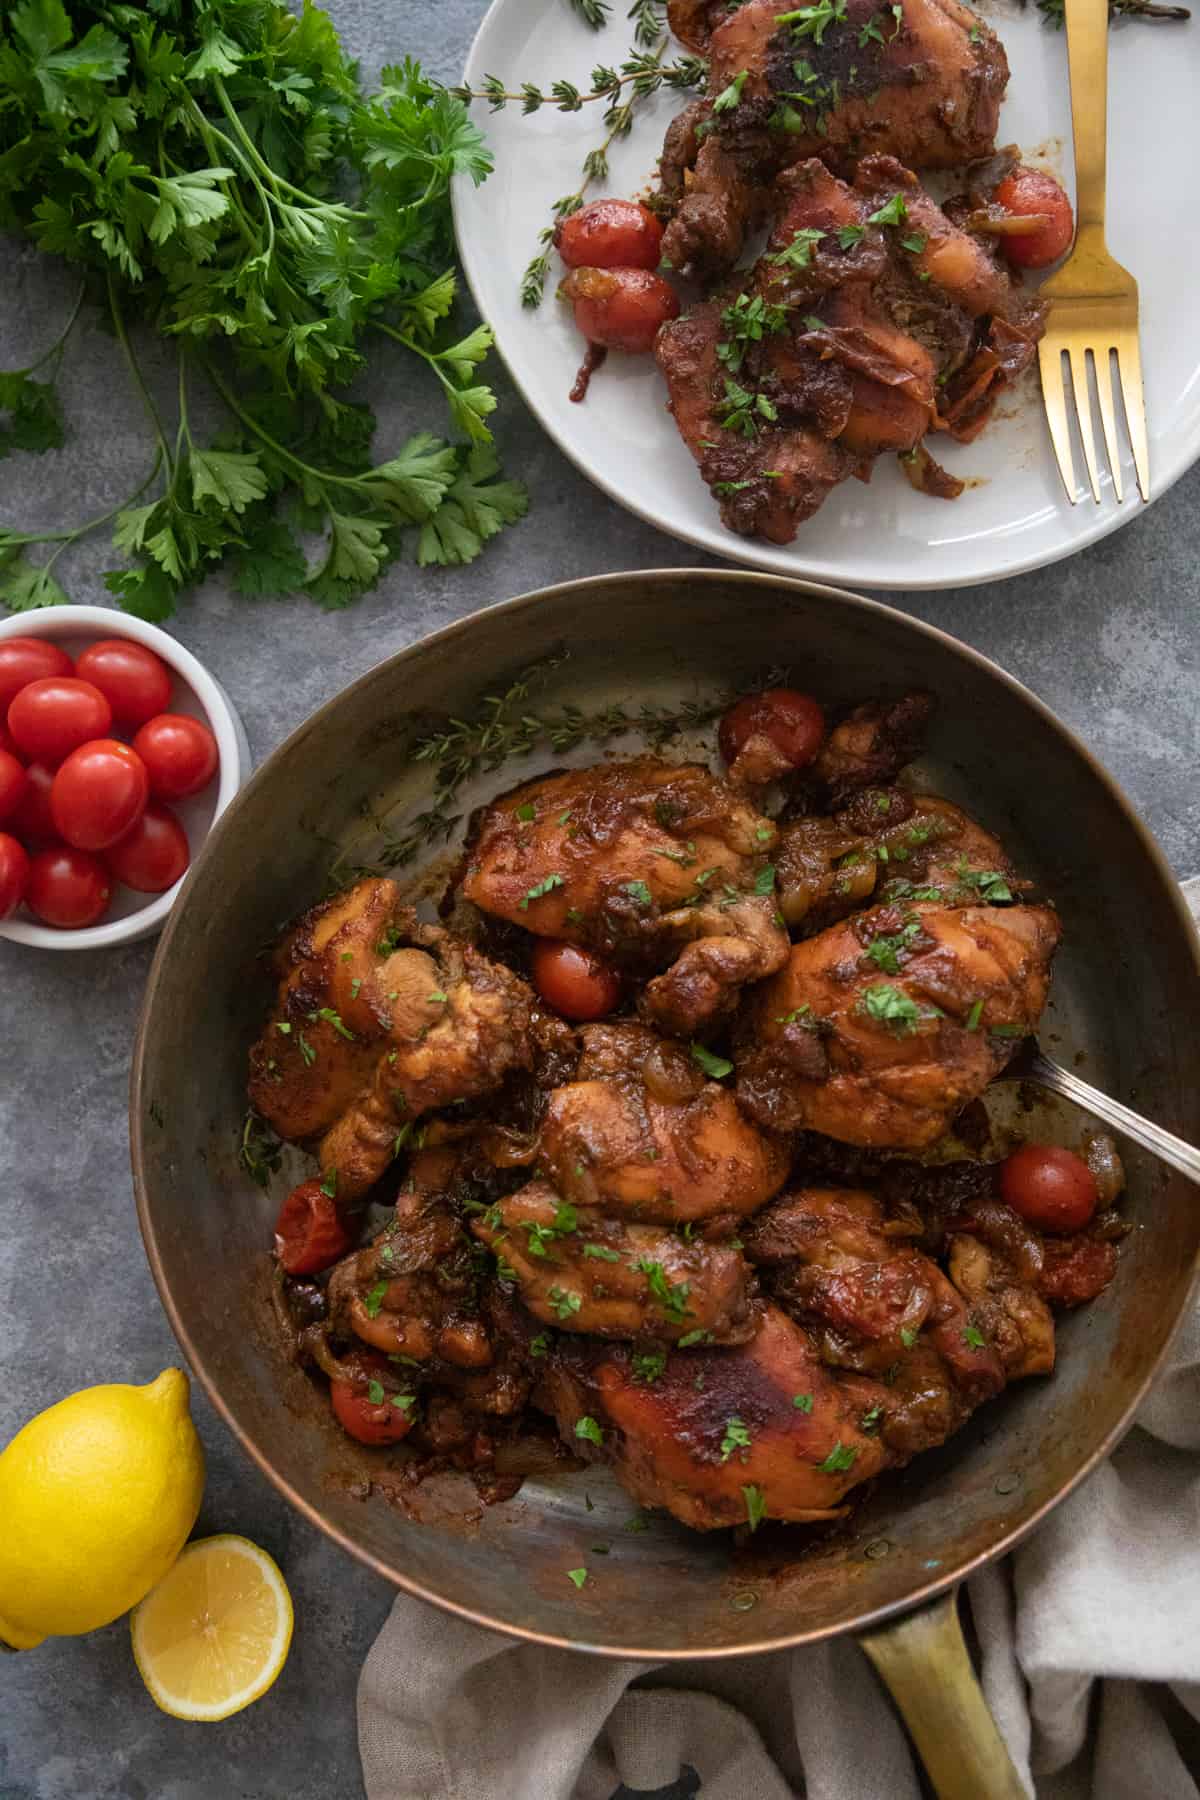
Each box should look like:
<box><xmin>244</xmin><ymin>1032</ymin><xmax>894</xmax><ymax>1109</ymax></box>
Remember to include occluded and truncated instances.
<box><xmin>1</xmin><ymin>2</ymin><xmax>1198</xmax><ymax>1795</ymax></box>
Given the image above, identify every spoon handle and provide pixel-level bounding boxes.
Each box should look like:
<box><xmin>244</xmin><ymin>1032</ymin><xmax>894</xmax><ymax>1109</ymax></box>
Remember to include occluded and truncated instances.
<box><xmin>1026</xmin><ymin>1051</ymin><xmax>1200</xmax><ymax>1187</ymax></box>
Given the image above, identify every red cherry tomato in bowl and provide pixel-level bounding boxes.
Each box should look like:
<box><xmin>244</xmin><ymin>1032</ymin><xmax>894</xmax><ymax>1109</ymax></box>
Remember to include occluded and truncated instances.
<box><xmin>719</xmin><ymin>687</ymin><xmax>826</xmax><ymax>769</ymax></box>
<box><xmin>7</xmin><ymin>677</ymin><xmax>112</xmax><ymax>766</ymax></box>
<box><xmin>1000</xmin><ymin>1144</ymin><xmax>1098</xmax><ymax>1234</ymax></box>
<box><xmin>26</xmin><ymin>845</ymin><xmax>112</xmax><ymax>928</ymax></box>
<box><xmin>76</xmin><ymin>639</ymin><xmax>172</xmax><ymax>727</ymax></box>
<box><xmin>0</xmin><ymin>832</ymin><xmax>30</xmax><ymax>920</ymax></box>
<box><xmin>0</xmin><ymin>749</ymin><xmax>28</xmax><ymax>824</ymax></box>
<box><xmin>531</xmin><ymin>939</ymin><xmax>622</xmax><ymax>1021</ymax></box>
<box><xmin>560</xmin><ymin>267</ymin><xmax>680</xmax><ymax>353</ymax></box>
<box><xmin>330</xmin><ymin>1352</ymin><xmax>417</xmax><ymax>1446</ymax></box>
<box><xmin>274</xmin><ymin>1177</ymin><xmax>353</xmax><ymax>1276</ymax></box>
<box><xmin>105</xmin><ymin>800</ymin><xmax>190</xmax><ymax>893</ymax></box>
<box><xmin>8</xmin><ymin>763</ymin><xmax>59</xmax><ymax>846</ymax></box>
<box><xmin>51</xmin><ymin>739</ymin><xmax>149</xmax><ymax>851</ymax></box>
<box><xmin>132</xmin><ymin>712</ymin><xmax>219</xmax><ymax>800</ymax></box>
<box><xmin>0</xmin><ymin>637</ymin><xmax>73</xmax><ymax>712</ymax></box>
<box><xmin>992</xmin><ymin>166</ymin><xmax>1074</xmax><ymax>270</ymax></box>
<box><xmin>555</xmin><ymin>198</ymin><xmax>665</xmax><ymax>271</ymax></box>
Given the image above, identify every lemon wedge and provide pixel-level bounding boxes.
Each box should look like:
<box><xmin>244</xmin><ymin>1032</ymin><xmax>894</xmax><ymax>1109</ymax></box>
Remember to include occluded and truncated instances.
<box><xmin>130</xmin><ymin>1534</ymin><xmax>293</xmax><ymax>1721</ymax></box>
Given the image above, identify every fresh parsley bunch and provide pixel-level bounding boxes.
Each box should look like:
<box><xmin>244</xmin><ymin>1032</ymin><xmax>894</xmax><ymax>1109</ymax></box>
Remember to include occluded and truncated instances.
<box><xmin>0</xmin><ymin>0</ymin><xmax>527</xmax><ymax>617</ymax></box>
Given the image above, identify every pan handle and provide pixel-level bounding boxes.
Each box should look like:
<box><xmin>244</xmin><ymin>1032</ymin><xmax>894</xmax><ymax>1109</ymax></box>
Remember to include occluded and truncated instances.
<box><xmin>858</xmin><ymin>1587</ymin><xmax>1028</xmax><ymax>1800</ymax></box>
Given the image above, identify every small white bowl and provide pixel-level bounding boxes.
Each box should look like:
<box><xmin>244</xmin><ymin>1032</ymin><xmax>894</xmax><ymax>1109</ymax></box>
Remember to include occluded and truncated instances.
<box><xmin>0</xmin><ymin>606</ymin><xmax>249</xmax><ymax>951</ymax></box>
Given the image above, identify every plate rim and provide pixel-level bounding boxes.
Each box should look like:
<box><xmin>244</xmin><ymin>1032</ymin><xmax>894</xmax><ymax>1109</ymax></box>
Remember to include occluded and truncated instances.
<box><xmin>451</xmin><ymin>0</ymin><xmax>1199</xmax><ymax>589</ymax></box>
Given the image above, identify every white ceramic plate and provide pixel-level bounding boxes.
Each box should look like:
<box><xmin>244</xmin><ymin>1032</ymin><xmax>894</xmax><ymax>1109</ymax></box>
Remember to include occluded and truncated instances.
<box><xmin>453</xmin><ymin>0</ymin><xmax>1200</xmax><ymax>588</ymax></box>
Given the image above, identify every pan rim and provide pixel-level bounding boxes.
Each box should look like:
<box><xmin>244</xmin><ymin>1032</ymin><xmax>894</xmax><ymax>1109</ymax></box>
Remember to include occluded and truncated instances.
<box><xmin>130</xmin><ymin>566</ymin><xmax>1200</xmax><ymax>1659</ymax></box>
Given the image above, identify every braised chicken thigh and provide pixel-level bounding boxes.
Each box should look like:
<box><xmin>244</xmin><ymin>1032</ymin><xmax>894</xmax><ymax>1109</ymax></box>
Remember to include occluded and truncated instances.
<box><xmin>460</xmin><ymin>757</ymin><xmax>788</xmax><ymax>1033</ymax></box>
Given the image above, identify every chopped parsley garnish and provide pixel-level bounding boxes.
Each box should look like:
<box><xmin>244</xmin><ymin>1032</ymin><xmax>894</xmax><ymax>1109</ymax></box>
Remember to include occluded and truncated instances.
<box><xmin>275</xmin><ymin>1021</ymin><xmax>292</xmax><ymax>1035</ymax></box>
<box><xmin>965</xmin><ymin>998</ymin><xmax>984</xmax><ymax>1032</ymax></box>
<box><xmin>866</xmin><ymin>193</ymin><xmax>908</xmax><ymax>227</ymax></box>
<box><xmin>963</xmin><ymin>1325</ymin><xmax>987</xmax><ymax>1350</ymax></box>
<box><xmin>776</xmin><ymin>0</ymin><xmax>848</xmax><ymax>44</ymax></box>
<box><xmin>792</xmin><ymin>1392</ymin><xmax>814</xmax><ymax>1412</ymax></box>
<box><xmin>771</xmin><ymin>226</ymin><xmax>825</xmax><ymax>270</ymax></box>
<box><xmin>900</xmin><ymin>231</ymin><xmax>927</xmax><ymax>254</ymax></box>
<box><xmin>392</xmin><ymin>1394</ymin><xmax>415</xmax><ymax>1412</ymax></box>
<box><xmin>632</xmin><ymin>1350</ymin><xmax>667</xmax><ymax>1384</ymax></box>
<box><xmin>880</xmin><ymin>879</ymin><xmax>943</xmax><ymax>904</ymax></box>
<box><xmin>861</xmin><ymin>983</ymin><xmax>929</xmax><ymax>1033</ymax></box>
<box><xmin>720</xmin><ymin>1416</ymin><xmax>752</xmax><ymax>1462</ymax></box>
<box><xmin>309</xmin><ymin>1006</ymin><xmax>355</xmax><ymax>1040</ymax></box>
<box><xmin>297</xmin><ymin>1031</ymin><xmax>316</xmax><ymax>1067</ymax></box>
<box><xmin>956</xmin><ymin>863</ymin><xmax>1013</xmax><ymax>904</ymax></box>
<box><xmin>530</xmin><ymin>1332</ymin><xmax>550</xmax><ymax>1357</ymax></box>
<box><xmin>864</xmin><ymin>919</ymin><xmax>921</xmax><ymax>974</ymax></box>
<box><xmin>712</xmin><ymin>67</ymin><xmax>749</xmax><ymax>112</ymax></box>
<box><xmin>753</xmin><ymin>864</ymin><xmax>777</xmax><ymax>896</ymax></box>
<box><xmin>363</xmin><ymin>1281</ymin><xmax>388</xmax><ymax>1320</ymax></box>
<box><xmin>691</xmin><ymin>1042</ymin><xmax>733</xmax><ymax>1080</ymax></box>
<box><xmin>515</xmin><ymin>801</ymin><xmax>536</xmax><ymax>822</ymax></box>
<box><xmin>320</xmin><ymin>1169</ymin><xmax>337</xmax><ymax>1198</ymax></box>
<box><xmin>557</xmin><ymin>808</ymin><xmax>573</xmax><ymax>826</ymax></box>
<box><xmin>716</xmin><ymin>376</ymin><xmax>778</xmax><ymax>438</ymax></box>
<box><xmin>776</xmin><ymin>1004</ymin><xmax>814</xmax><ymax>1027</ymax></box>
<box><xmin>816</xmin><ymin>1441</ymin><xmax>858</xmax><ymax>1473</ymax></box>
<box><xmin>836</xmin><ymin>223</ymin><xmax>866</xmax><ymax>250</ymax></box>
<box><xmin>713</xmin><ymin>480</ymin><xmax>753</xmax><ymax>496</ymax></box>
<box><xmin>575</xmin><ymin>1415</ymin><xmax>604</xmax><ymax>1445</ymax></box>
<box><xmin>377</xmin><ymin>927</ymin><xmax>402</xmax><ymax>957</ymax></box>
<box><xmin>367</xmin><ymin>1379</ymin><xmax>386</xmax><ymax>1405</ymax></box>
<box><xmin>350</xmin><ymin>978</ymin><xmax>362</xmax><ymax>999</ymax></box>
<box><xmin>548</xmin><ymin>1286</ymin><xmax>582</xmax><ymax>1320</ymax></box>
<box><xmin>742</xmin><ymin>1484</ymin><xmax>767</xmax><ymax>1531</ymax></box>
<box><xmin>625</xmin><ymin>1512</ymin><xmax>650</xmax><ymax>1533</ymax></box>
<box><xmin>623</xmin><ymin>879</ymin><xmax>654</xmax><ymax>907</ymax></box>
<box><xmin>427</xmin><ymin>990</ymin><xmax>448</xmax><ymax>1004</ymax></box>
<box><xmin>564</xmin><ymin>906</ymin><xmax>584</xmax><ymax>925</ymax></box>
<box><xmin>518</xmin><ymin>872</ymin><xmax>565</xmax><ymax>910</ymax></box>
<box><xmin>900</xmin><ymin>1327</ymin><xmax>918</xmax><ymax>1349</ymax></box>
<box><xmin>756</xmin><ymin>825</ymin><xmax>773</xmax><ymax>843</ymax></box>
<box><xmin>495</xmin><ymin>1254</ymin><xmax>518</xmax><ymax>1282</ymax></box>
<box><xmin>990</xmin><ymin>1024</ymin><xmax>1025</xmax><ymax>1039</ymax></box>
<box><xmin>567</xmin><ymin>1567</ymin><xmax>589</xmax><ymax>1588</ymax></box>
<box><xmin>861</xmin><ymin>1404</ymin><xmax>883</xmax><ymax>1433</ymax></box>
<box><xmin>635</xmin><ymin>1258</ymin><xmax>692</xmax><ymax>1323</ymax></box>
<box><xmin>583</xmin><ymin>1244</ymin><xmax>621</xmax><ymax>1262</ymax></box>
<box><xmin>718</xmin><ymin>292</ymin><xmax>787</xmax><ymax>372</ymax></box>
<box><xmin>677</xmin><ymin>1328</ymin><xmax>712</xmax><ymax>1348</ymax></box>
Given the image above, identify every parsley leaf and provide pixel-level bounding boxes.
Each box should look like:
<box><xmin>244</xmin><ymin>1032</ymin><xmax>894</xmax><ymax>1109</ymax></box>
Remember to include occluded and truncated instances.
<box><xmin>720</xmin><ymin>1416</ymin><xmax>752</xmax><ymax>1461</ymax></box>
<box><xmin>816</xmin><ymin>1441</ymin><xmax>858</xmax><ymax>1473</ymax></box>
<box><xmin>742</xmin><ymin>1484</ymin><xmax>767</xmax><ymax>1531</ymax></box>
<box><xmin>575</xmin><ymin>1415</ymin><xmax>604</xmax><ymax>1445</ymax></box>
<box><xmin>792</xmin><ymin>1393</ymin><xmax>814</xmax><ymax>1412</ymax></box>
<box><xmin>690</xmin><ymin>1042</ymin><xmax>733</xmax><ymax>1080</ymax></box>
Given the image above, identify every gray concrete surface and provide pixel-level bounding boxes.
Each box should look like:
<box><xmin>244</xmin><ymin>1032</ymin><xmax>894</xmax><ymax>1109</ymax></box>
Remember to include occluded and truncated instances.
<box><xmin>1</xmin><ymin>2</ymin><xmax>1197</xmax><ymax>1795</ymax></box>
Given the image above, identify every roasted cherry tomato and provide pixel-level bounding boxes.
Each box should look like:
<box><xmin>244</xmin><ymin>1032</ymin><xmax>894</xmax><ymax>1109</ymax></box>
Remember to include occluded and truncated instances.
<box><xmin>992</xmin><ymin>166</ymin><xmax>1074</xmax><ymax>270</ymax></box>
<box><xmin>25</xmin><ymin>845</ymin><xmax>112</xmax><ymax>928</ymax></box>
<box><xmin>0</xmin><ymin>748</ymin><xmax>27</xmax><ymax>824</ymax></box>
<box><xmin>104</xmin><ymin>800</ymin><xmax>190</xmax><ymax>893</ymax></box>
<box><xmin>0</xmin><ymin>832</ymin><xmax>30</xmax><ymax>920</ymax></box>
<box><xmin>7</xmin><ymin>677</ymin><xmax>112</xmax><ymax>766</ymax></box>
<box><xmin>51</xmin><ymin>739</ymin><xmax>149</xmax><ymax>852</ymax></box>
<box><xmin>560</xmin><ymin>267</ymin><xmax>680</xmax><ymax>353</ymax></box>
<box><xmin>274</xmin><ymin>1177</ymin><xmax>354</xmax><ymax>1275</ymax></box>
<box><xmin>555</xmin><ymin>198</ymin><xmax>665</xmax><ymax>271</ymax></box>
<box><xmin>330</xmin><ymin>1352</ymin><xmax>417</xmax><ymax>1446</ymax></box>
<box><xmin>132</xmin><ymin>712</ymin><xmax>219</xmax><ymax>800</ymax></box>
<box><xmin>0</xmin><ymin>636</ymin><xmax>73</xmax><ymax>712</ymax></box>
<box><xmin>1000</xmin><ymin>1144</ymin><xmax>1099</xmax><ymax>1234</ymax></box>
<box><xmin>531</xmin><ymin>939</ymin><xmax>622</xmax><ymax>1021</ymax></box>
<box><xmin>76</xmin><ymin>639</ymin><xmax>172</xmax><ymax>727</ymax></box>
<box><xmin>719</xmin><ymin>687</ymin><xmax>826</xmax><ymax>770</ymax></box>
<box><xmin>8</xmin><ymin>763</ymin><xmax>58</xmax><ymax>845</ymax></box>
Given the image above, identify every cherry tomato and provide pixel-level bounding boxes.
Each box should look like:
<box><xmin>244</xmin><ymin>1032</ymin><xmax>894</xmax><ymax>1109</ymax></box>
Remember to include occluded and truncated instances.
<box><xmin>531</xmin><ymin>939</ymin><xmax>622</xmax><ymax>1021</ymax></box>
<box><xmin>274</xmin><ymin>1178</ymin><xmax>354</xmax><ymax>1276</ymax></box>
<box><xmin>76</xmin><ymin>639</ymin><xmax>172</xmax><ymax>727</ymax></box>
<box><xmin>104</xmin><ymin>800</ymin><xmax>190</xmax><ymax>893</ymax></box>
<box><xmin>1000</xmin><ymin>1144</ymin><xmax>1099</xmax><ymax>1235</ymax></box>
<box><xmin>560</xmin><ymin>267</ymin><xmax>680</xmax><ymax>353</ymax></box>
<box><xmin>132</xmin><ymin>712</ymin><xmax>219</xmax><ymax>800</ymax></box>
<box><xmin>992</xmin><ymin>167</ymin><xmax>1074</xmax><ymax>270</ymax></box>
<box><xmin>0</xmin><ymin>720</ymin><xmax>16</xmax><ymax>756</ymax></box>
<box><xmin>51</xmin><ymin>739</ymin><xmax>149</xmax><ymax>852</ymax></box>
<box><xmin>330</xmin><ymin>1352</ymin><xmax>417</xmax><ymax>1446</ymax></box>
<box><xmin>7</xmin><ymin>677</ymin><xmax>112</xmax><ymax>766</ymax></box>
<box><xmin>719</xmin><ymin>687</ymin><xmax>826</xmax><ymax>769</ymax></box>
<box><xmin>8</xmin><ymin>763</ymin><xmax>58</xmax><ymax>845</ymax></box>
<box><xmin>0</xmin><ymin>833</ymin><xmax>30</xmax><ymax>920</ymax></box>
<box><xmin>26</xmin><ymin>845</ymin><xmax>112</xmax><ymax>928</ymax></box>
<box><xmin>556</xmin><ymin>199</ymin><xmax>665</xmax><ymax>271</ymax></box>
<box><xmin>0</xmin><ymin>636</ymin><xmax>73</xmax><ymax>712</ymax></box>
<box><xmin>0</xmin><ymin>749</ymin><xmax>27</xmax><ymax>824</ymax></box>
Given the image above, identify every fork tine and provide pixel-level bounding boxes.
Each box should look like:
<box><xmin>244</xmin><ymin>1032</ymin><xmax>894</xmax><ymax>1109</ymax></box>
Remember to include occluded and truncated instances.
<box><xmin>1038</xmin><ymin>340</ymin><xmax>1078</xmax><ymax>504</ymax></box>
<box><xmin>1068</xmin><ymin>348</ymin><xmax>1102</xmax><ymax>503</ymax></box>
<box><xmin>1116</xmin><ymin>336</ymin><xmax>1151</xmax><ymax>502</ymax></box>
<box><xmin>1092</xmin><ymin>347</ymin><xmax>1124</xmax><ymax>505</ymax></box>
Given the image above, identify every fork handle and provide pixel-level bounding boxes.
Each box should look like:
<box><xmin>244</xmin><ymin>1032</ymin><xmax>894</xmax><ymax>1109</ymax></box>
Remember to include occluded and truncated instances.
<box><xmin>1063</xmin><ymin>0</ymin><xmax>1110</xmax><ymax>237</ymax></box>
<box><xmin>1026</xmin><ymin>1053</ymin><xmax>1200</xmax><ymax>1186</ymax></box>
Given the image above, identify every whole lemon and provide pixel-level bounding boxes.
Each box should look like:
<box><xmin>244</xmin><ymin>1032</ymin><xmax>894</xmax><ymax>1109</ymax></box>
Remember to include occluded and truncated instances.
<box><xmin>0</xmin><ymin>1369</ymin><xmax>205</xmax><ymax>1650</ymax></box>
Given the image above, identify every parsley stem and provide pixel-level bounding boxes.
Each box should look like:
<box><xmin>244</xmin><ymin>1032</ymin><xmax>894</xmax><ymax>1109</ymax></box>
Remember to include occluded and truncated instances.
<box><xmin>204</xmin><ymin>360</ymin><xmax>370</xmax><ymax>494</ymax></box>
<box><xmin>209</xmin><ymin>80</ymin><xmax>366</xmax><ymax>220</ymax></box>
<box><xmin>14</xmin><ymin>281</ymin><xmax>85</xmax><ymax>378</ymax></box>
<box><xmin>106</xmin><ymin>272</ymin><xmax>174</xmax><ymax>483</ymax></box>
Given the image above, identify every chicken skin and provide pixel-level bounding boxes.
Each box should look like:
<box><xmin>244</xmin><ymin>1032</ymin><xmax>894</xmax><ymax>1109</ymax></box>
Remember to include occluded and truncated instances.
<box><xmin>248</xmin><ymin>879</ymin><xmax>534</xmax><ymax>1199</ymax></box>
<box><xmin>538</xmin><ymin>1023</ymin><xmax>790</xmax><ymax>1223</ymax></box>
<box><xmin>470</xmin><ymin>1180</ymin><xmax>757</xmax><ymax>1344</ymax></box>
<box><xmin>540</xmin><ymin>1304</ymin><xmax>892</xmax><ymax>1530</ymax></box>
<box><xmin>460</xmin><ymin>757</ymin><xmax>788</xmax><ymax>1035</ymax></box>
<box><xmin>735</xmin><ymin>899</ymin><xmax>1061</xmax><ymax>1147</ymax></box>
<box><xmin>659</xmin><ymin>0</ymin><xmax>1009</xmax><ymax>279</ymax></box>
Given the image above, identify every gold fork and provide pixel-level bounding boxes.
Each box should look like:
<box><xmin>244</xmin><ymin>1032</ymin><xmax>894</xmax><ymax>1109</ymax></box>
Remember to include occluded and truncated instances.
<box><xmin>1037</xmin><ymin>0</ymin><xmax>1150</xmax><ymax>505</ymax></box>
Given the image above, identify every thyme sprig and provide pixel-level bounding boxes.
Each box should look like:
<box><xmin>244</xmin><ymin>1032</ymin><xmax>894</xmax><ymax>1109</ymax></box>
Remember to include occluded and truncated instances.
<box><xmin>569</xmin><ymin>0</ymin><xmax>613</xmax><ymax>24</ymax></box>
<box><xmin>327</xmin><ymin>655</ymin><xmax>728</xmax><ymax>882</ymax></box>
<box><xmin>1034</xmin><ymin>0</ymin><xmax>1188</xmax><ymax>19</ymax></box>
<box><xmin>240</xmin><ymin>1109</ymin><xmax>283</xmax><ymax>1188</ymax></box>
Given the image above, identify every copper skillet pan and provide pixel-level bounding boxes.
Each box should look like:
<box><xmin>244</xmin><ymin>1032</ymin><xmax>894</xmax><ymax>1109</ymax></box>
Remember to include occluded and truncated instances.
<box><xmin>131</xmin><ymin>570</ymin><xmax>1200</xmax><ymax>1797</ymax></box>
